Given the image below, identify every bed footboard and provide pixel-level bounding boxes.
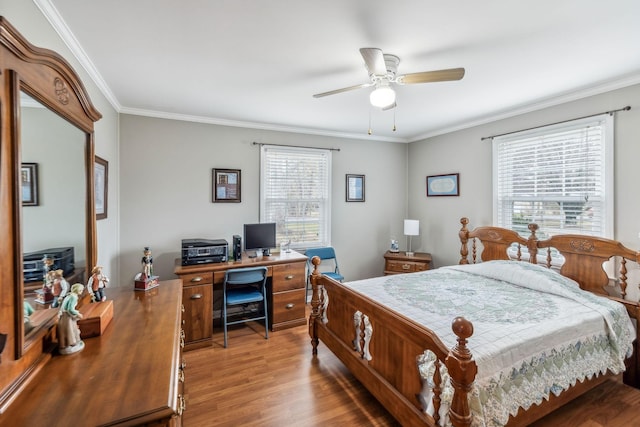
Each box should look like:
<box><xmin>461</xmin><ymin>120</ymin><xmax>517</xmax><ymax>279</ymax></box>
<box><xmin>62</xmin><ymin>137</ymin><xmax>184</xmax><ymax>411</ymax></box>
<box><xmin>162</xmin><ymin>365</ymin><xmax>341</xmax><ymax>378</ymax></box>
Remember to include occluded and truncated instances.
<box><xmin>308</xmin><ymin>257</ymin><xmax>477</xmax><ymax>427</ymax></box>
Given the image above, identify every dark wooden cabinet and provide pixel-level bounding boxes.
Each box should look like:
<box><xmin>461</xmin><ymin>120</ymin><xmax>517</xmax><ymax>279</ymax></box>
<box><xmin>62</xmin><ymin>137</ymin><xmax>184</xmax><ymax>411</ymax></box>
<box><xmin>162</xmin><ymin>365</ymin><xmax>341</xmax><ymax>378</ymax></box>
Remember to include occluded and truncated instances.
<box><xmin>383</xmin><ymin>251</ymin><xmax>432</xmax><ymax>275</ymax></box>
<box><xmin>181</xmin><ymin>272</ymin><xmax>214</xmax><ymax>350</ymax></box>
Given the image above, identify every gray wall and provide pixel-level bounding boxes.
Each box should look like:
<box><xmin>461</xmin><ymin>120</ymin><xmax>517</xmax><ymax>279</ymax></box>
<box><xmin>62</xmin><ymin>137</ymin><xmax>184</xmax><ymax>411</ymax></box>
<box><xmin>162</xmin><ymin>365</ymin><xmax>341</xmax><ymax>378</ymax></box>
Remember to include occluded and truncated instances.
<box><xmin>119</xmin><ymin>115</ymin><xmax>408</xmax><ymax>283</ymax></box>
<box><xmin>407</xmin><ymin>83</ymin><xmax>640</xmax><ymax>297</ymax></box>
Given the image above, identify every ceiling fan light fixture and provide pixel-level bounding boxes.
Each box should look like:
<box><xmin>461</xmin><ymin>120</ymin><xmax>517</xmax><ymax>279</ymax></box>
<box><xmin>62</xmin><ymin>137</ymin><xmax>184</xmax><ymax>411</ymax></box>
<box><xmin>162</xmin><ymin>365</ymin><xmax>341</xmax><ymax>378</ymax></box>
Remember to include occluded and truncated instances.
<box><xmin>369</xmin><ymin>84</ymin><xmax>396</xmax><ymax>108</ymax></box>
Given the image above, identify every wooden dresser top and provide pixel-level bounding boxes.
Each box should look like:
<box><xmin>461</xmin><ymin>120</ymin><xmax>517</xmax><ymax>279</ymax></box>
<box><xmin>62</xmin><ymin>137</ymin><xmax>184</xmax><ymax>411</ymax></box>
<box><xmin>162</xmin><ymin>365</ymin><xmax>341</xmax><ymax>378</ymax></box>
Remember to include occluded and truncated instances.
<box><xmin>0</xmin><ymin>280</ymin><xmax>183</xmax><ymax>426</ymax></box>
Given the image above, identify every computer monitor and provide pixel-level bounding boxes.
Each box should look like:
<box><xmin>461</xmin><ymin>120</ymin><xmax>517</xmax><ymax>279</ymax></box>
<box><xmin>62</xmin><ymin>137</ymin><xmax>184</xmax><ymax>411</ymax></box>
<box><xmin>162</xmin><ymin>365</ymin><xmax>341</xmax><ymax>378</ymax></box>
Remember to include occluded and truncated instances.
<box><xmin>244</xmin><ymin>222</ymin><xmax>276</xmax><ymax>256</ymax></box>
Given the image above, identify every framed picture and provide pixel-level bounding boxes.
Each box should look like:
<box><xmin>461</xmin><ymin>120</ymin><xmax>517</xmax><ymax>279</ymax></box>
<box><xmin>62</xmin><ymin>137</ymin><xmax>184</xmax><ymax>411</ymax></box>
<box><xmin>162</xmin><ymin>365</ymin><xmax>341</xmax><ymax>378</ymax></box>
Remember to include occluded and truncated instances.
<box><xmin>94</xmin><ymin>156</ymin><xmax>108</xmax><ymax>220</ymax></box>
<box><xmin>427</xmin><ymin>173</ymin><xmax>459</xmax><ymax>197</ymax></box>
<box><xmin>346</xmin><ymin>174</ymin><xmax>365</xmax><ymax>202</ymax></box>
<box><xmin>213</xmin><ymin>168</ymin><xmax>241</xmax><ymax>202</ymax></box>
<box><xmin>21</xmin><ymin>163</ymin><xmax>39</xmax><ymax>206</ymax></box>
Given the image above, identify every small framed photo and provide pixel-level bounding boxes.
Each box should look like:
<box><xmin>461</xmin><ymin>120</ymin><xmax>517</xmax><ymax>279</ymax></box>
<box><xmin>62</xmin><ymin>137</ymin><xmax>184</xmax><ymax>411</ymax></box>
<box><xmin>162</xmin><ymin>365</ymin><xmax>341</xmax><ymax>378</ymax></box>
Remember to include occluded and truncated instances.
<box><xmin>21</xmin><ymin>163</ymin><xmax>39</xmax><ymax>206</ymax></box>
<box><xmin>346</xmin><ymin>174</ymin><xmax>365</xmax><ymax>202</ymax></box>
<box><xmin>95</xmin><ymin>156</ymin><xmax>108</xmax><ymax>219</ymax></box>
<box><xmin>213</xmin><ymin>168</ymin><xmax>241</xmax><ymax>202</ymax></box>
<box><xmin>427</xmin><ymin>173</ymin><xmax>459</xmax><ymax>197</ymax></box>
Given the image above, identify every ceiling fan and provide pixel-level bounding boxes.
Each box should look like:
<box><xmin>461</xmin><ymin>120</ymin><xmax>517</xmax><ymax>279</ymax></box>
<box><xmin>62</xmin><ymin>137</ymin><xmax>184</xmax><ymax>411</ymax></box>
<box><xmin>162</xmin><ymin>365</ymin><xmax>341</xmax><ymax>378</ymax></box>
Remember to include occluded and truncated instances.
<box><xmin>313</xmin><ymin>48</ymin><xmax>465</xmax><ymax>109</ymax></box>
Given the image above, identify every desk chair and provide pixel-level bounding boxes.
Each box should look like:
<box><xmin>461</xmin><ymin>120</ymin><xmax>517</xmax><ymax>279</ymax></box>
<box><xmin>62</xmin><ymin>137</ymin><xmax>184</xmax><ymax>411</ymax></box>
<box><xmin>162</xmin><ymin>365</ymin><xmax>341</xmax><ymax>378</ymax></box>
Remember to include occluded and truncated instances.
<box><xmin>222</xmin><ymin>266</ymin><xmax>269</xmax><ymax>348</ymax></box>
<box><xmin>305</xmin><ymin>247</ymin><xmax>344</xmax><ymax>299</ymax></box>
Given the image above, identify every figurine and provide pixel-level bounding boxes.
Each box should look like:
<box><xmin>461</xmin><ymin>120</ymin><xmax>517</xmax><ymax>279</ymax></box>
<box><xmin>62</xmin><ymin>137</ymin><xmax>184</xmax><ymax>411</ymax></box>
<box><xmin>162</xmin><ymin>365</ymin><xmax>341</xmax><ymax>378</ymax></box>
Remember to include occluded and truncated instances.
<box><xmin>24</xmin><ymin>300</ymin><xmax>35</xmax><ymax>334</ymax></box>
<box><xmin>87</xmin><ymin>265</ymin><xmax>109</xmax><ymax>302</ymax></box>
<box><xmin>57</xmin><ymin>283</ymin><xmax>85</xmax><ymax>355</ymax></box>
<box><xmin>51</xmin><ymin>269</ymin><xmax>69</xmax><ymax>308</ymax></box>
<box><xmin>141</xmin><ymin>247</ymin><xmax>153</xmax><ymax>280</ymax></box>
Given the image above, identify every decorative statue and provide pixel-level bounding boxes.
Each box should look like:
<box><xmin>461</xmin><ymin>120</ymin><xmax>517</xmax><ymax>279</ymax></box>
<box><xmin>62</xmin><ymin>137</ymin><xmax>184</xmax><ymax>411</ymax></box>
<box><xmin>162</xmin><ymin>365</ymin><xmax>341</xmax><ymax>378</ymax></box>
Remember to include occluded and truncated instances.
<box><xmin>87</xmin><ymin>265</ymin><xmax>109</xmax><ymax>302</ymax></box>
<box><xmin>57</xmin><ymin>283</ymin><xmax>85</xmax><ymax>355</ymax></box>
<box><xmin>51</xmin><ymin>269</ymin><xmax>69</xmax><ymax>308</ymax></box>
<box><xmin>23</xmin><ymin>300</ymin><xmax>35</xmax><ymax>334</ymax></box>
<box><xmin>141</xmin><ymin>247</ymin><xmax>153</xmax><ymax>280</ymax></box>
<box><xmin>42</xmin><ymin>254</ymin><xmax>57</xmax><ymax>280</ymax></box>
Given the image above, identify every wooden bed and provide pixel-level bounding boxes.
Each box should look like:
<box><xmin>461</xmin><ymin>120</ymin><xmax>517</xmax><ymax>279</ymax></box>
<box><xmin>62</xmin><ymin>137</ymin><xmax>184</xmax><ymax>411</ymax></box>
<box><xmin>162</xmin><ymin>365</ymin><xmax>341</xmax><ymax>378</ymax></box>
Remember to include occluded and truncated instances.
<box><xmin>308</xmin><ymin>217</ymin><xmax>640</xmax><ymax>427</ymax></box>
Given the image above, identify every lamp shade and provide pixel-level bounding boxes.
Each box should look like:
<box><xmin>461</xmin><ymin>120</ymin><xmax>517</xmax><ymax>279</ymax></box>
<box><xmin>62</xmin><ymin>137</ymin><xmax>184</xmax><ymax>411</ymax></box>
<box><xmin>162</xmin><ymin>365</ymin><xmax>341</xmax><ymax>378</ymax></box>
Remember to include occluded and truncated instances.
<box><xmin>404</xmin><ymin>219</ymin><xmax>419</xmax><ymax>236</ymax></box>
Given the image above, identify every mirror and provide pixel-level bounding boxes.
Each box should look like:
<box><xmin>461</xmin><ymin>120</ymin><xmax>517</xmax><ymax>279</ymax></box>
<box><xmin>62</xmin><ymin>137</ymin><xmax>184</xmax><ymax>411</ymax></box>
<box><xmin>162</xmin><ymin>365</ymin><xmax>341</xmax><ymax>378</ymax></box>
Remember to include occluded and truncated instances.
<box><xmin>20</xmin><ymin>92</ymin><xmax>88</xmax><ymax>345</ymax></box>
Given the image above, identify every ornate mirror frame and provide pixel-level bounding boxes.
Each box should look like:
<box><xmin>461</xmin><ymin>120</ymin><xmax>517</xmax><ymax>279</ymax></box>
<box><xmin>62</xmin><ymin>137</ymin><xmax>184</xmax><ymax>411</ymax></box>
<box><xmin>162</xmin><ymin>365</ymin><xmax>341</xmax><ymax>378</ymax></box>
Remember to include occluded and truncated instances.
<box><xmin>0</xmin><ymin>15</ymin><xmax>101</xmax><ymax>377</ymax></box>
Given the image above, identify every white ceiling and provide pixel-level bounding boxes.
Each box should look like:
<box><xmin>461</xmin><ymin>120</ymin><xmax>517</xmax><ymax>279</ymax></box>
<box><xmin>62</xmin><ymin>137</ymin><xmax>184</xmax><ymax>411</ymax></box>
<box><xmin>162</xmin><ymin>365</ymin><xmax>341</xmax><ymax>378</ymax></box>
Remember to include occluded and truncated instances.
<box><xmin>39</xmin><ymin>0</ymin><xmax>640</xmax><ymax>142</ymax></box>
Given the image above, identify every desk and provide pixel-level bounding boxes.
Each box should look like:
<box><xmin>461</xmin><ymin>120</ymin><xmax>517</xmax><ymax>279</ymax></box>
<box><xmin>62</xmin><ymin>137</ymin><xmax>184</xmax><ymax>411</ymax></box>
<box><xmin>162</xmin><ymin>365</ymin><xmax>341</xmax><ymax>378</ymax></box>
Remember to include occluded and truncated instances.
<box><xmin>174</xmin><ymin>250</ymin><xmax>307</xmax><ymax>350</ymax></box>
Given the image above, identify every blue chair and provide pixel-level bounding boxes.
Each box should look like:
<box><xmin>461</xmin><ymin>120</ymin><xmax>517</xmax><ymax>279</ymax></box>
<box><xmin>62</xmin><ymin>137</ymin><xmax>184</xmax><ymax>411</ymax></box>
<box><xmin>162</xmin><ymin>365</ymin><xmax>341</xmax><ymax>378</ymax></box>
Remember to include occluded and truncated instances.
<box><xmin>305</xmin><ymin>247</ymin><xmax>344</xmax><ymax>298</ymax></box>
<box><xmin>222</xmin><ymin>266</ymin><xmax>269</xmax><ymax>348</ymax></box>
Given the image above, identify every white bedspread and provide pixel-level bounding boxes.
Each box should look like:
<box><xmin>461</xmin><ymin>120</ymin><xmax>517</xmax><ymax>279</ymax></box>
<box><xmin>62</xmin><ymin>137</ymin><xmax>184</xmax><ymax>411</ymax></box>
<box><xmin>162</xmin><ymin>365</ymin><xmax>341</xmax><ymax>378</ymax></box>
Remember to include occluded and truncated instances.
<box><xmin>341</xmin><ymin>261</ymin><xmax>634</xmax><ymax>427</ymax></box>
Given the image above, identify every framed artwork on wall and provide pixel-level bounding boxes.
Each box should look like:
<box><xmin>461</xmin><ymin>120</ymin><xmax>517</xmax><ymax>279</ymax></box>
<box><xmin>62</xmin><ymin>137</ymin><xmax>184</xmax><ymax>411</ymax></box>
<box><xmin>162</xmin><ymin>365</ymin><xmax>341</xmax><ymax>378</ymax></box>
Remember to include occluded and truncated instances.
<box><xmin>21</xmin><ymin>163</ymin><xmax>39</xmax><ymax>206</ymax></box>
<box><xmin>95</xmin><ymin>156</ymin><xmax>108</xmax><ymax>219</ymax></box>
<box><xmin>213</xmin><ymin>168</ymin><xmax>241</xmax><ymax>202</ymax></box>
<box><xmin>427</xmin><ymin>173</ymin><xmax>459</xmax><ymax>197</ymax></box>
<box><xmin>346</xmin><ymin>174</ymin><xmax>365</xmax><ymax>202</ymax></box>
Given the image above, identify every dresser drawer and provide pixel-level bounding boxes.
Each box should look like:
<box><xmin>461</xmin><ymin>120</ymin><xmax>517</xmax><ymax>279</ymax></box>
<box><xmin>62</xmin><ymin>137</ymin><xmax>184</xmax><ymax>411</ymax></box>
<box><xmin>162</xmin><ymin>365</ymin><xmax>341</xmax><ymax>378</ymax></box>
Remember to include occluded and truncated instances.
<box><xmin>272</xmin><ymin>263</ymin><xmax>305</xmax><ymax>292</ymax></box>
<box><xmin>271</xmin><ymin>288</ymin><xmax>306</xmax><ymax>324</ymax></box>
<box><xmin>181</xmin><ymin>271</ymin><xmax>213</xmax><ymax>286</ymax></box>
<box><xmin>385</xmin><ymin>260</ymin><xmax>428</xmax><ymax>273</ymax></box>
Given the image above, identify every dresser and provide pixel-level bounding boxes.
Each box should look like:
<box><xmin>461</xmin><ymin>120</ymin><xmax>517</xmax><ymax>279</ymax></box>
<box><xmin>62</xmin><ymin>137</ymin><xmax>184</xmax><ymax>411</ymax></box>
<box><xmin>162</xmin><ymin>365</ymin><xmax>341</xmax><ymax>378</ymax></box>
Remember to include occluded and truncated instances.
<box><xmin>174</xmin><ymin>250</ymin><xmax>308</xmax><ymax>350</ymax></box>
<box><xmin>383</xmin><ymin>251</ymin><xmax>432</xmax><ymax>275</ymax></box>
<box><xmin>0</xmin><ymin>280</ymin><xmax>185</xmax><ymax>426</ymax></box>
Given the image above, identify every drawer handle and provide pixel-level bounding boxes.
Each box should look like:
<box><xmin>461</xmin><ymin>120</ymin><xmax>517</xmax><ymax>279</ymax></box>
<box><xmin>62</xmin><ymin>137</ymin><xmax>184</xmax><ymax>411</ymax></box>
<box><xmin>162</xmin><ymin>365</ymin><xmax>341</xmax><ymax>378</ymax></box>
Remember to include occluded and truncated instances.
<box><xmin>285</xmin><ymin>275</ymin><xmax>294</xmax><ymax>280</ymax></box>
<box><xmin>190</xmin><ymin>293</ymin><xmax>202</xmax><ymax>299</ymax></box>
<box><xmin>181</xmin><ymin>360</ymin><xmax>187</xmax><ymax>370</ymax></box>
<box><xmin>402</xmin><ymin>264</ymin><xmax>411</xmax><ymax>270</ymax></box>
<box><xmin>190</xmin><ymin>276</ymin><xmax>203</xmax><ymax>283</ymax></box>
<box><xmin>178</xmin><ymin>394</ymin><xmax>186</xmax><ymax>416</ymax></box>
<box><xmin>285</xmin><ymin>303</ymin><xmax>295</xmax><ymax>309</ymax></box>
<box><xmin>178</xmin><ymin>369</ymin><xmax>185</xmax><ymax>383</ymax></box>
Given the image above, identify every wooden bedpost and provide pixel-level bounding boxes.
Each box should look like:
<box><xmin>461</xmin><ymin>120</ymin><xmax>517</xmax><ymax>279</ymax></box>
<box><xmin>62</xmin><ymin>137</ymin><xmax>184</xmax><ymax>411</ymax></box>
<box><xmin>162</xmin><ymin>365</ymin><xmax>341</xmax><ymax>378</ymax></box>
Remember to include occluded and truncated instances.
<box><xmin>309</xmin><ymin>256</ymin><xmax>322</xmax><ymax>355</ymax></box>
<box><xmin>526</xmin><ymin>223</ymin><xmax>539</xmax><ymax>264</ymax></box>
<box><xmin>459</xmin><ymin>217</ymin><xmax>470</xmax><ymax>264</ymax></box>
<box><xmin>445</xmin><ymin>317</ymin><xmax>477</xmax><ymax>427</ymax></box>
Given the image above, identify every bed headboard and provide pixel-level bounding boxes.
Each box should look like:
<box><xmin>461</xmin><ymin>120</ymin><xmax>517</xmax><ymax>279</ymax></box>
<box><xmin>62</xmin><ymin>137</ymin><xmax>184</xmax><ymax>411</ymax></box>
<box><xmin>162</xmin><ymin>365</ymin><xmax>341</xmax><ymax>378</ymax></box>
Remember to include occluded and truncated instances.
<box><xmin>459</xmin><ymin>217</ymin><xmax>640</xmax><ymax>299</ymax></box>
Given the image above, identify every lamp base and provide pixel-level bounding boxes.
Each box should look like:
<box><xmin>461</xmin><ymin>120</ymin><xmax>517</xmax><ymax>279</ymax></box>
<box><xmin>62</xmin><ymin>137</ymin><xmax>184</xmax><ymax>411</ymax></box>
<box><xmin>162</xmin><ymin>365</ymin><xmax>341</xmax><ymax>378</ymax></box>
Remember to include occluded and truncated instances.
<box><xmin>405</xmin><ymin>251</ymin><xmax>415</xmax><ymax>257</ymax></box>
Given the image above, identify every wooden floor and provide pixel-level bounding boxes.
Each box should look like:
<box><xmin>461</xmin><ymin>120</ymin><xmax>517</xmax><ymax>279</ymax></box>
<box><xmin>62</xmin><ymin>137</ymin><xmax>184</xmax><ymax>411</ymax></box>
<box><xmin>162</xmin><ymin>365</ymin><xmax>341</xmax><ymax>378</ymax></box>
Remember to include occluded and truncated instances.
<box><xmin>183</xmin><ymin>311</ymin><xmax>640</xmax><ymax>427</ymax></box>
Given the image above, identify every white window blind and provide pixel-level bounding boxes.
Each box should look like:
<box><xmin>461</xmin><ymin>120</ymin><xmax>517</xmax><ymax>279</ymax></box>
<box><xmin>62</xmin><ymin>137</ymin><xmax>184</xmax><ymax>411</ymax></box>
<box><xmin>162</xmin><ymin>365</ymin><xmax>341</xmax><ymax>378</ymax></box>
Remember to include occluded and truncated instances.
<box><xmin>260</xmin><ymin>145</ymin><xmax>331</xmax><ymax>249</ymax></box>
<box><xmin>493</xmin><ymin>114</ymin><xmax>613</xmax><ymax>239</ymax></box>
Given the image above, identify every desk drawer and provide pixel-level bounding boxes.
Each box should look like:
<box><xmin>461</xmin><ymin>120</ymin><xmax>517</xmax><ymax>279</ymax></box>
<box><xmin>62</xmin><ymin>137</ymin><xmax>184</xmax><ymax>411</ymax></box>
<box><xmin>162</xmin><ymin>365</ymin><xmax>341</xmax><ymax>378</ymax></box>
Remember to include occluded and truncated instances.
<box><xmin>271</xmin><ymin>288</ymin><xmax>305</xmax><ymax>324</ymax></box>
<box><xmin>272</xmin><ymin>263</ymin><xmax>305</xmax><ymax>292</ymax></box>
<box><xmin>181</xmin><ymin>272</ymin><xmax>213</xmax><ymax>286</ymax></box>
<box><xmin>385</xmin><ymin>260</ymin><xmax>427</xmax><ymax>273</ymax></box>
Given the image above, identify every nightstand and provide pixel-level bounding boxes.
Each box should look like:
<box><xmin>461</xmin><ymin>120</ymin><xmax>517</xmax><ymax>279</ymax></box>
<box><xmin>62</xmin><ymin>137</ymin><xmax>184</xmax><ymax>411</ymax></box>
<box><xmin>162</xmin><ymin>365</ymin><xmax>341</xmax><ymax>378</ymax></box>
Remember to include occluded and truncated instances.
<box><xmin>384</xmin><ymin>251</ymin><xmax>432</xmax><ymax>275</ymax></box>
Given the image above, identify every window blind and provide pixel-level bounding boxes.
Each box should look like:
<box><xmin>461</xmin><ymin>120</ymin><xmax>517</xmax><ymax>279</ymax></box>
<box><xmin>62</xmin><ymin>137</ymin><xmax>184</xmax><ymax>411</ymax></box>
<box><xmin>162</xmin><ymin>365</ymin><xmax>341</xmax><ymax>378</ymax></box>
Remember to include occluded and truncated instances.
<box><xmin>260</xmin><ymin>145</ymin><xmax>331</xmax><ymax>249</ymax></box>
<box><xmin>493</xmin><ymin>114</ymin><xmax>613</xmax><ymax>239</ymax></box>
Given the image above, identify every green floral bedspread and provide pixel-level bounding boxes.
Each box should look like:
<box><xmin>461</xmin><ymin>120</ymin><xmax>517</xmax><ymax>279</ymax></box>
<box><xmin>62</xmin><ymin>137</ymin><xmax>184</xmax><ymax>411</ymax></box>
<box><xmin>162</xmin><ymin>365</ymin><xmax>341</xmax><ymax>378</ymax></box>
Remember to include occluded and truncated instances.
<box><xmin>343</xmin><ymin>261</ymin><xmax>635</xmax><ymax>427</ymax></box>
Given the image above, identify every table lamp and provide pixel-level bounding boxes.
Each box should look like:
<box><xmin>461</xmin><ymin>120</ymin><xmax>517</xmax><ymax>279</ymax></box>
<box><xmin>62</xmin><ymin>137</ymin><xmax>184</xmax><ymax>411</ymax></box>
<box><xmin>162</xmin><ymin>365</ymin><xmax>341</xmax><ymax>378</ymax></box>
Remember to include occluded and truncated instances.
<box><xmin>404</xmin><ymin>219</ymin><xmax>419</xmax><ymax>256</ymax></box>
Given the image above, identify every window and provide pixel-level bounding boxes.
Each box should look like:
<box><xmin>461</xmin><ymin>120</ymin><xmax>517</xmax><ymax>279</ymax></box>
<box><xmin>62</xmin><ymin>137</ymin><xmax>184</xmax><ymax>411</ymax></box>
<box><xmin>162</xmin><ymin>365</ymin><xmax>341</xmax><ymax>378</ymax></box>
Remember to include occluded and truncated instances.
<box><xmin>260</xmin><ymin>145</ymin><xmax>331</xmax><ymax>249</ymax></box>
<box><xmin>493</xmin><ymin>114</ymin><xmax>613</xmax><ymax>239</ymax></box>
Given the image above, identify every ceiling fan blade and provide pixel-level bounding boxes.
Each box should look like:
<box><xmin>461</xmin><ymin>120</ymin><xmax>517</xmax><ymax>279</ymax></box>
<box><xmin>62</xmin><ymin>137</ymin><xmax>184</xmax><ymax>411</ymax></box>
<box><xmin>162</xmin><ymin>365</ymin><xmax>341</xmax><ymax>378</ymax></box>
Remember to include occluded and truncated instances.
<box><xmin>313</xmin><ymin>82</ymin><xmax>373</xmax><ymax>98</ymax></box>
<box><xmin>359</xmin><ymin>48</ymin><xmax>386</xmax><ymax>76</ymax></box>
<box><xmin>397</xmin><ymin>67</ymin><xmax>465</xmax><ymax>85</ymax></box>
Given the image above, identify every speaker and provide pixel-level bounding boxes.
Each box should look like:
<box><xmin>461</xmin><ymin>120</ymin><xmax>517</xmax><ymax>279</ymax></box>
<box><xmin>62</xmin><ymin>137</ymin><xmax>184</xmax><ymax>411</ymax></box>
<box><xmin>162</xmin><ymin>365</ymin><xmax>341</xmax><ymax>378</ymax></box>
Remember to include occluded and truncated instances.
<box><xmin>232</xmin><ymin>235</ymin><xmax>242</xmax><ymax>261</ymax></box>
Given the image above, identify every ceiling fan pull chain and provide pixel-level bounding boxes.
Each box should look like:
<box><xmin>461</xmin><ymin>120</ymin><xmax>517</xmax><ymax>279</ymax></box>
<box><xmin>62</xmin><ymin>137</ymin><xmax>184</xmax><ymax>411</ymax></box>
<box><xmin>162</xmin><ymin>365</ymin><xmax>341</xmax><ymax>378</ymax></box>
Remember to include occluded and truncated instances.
<box><xmin>368</xmin><ymin>107</ymin><xmax>373</xmax><ymax>135</ymax></box>
<box><xmin>393</xmin><ymin>109</ymin><xmax>397</xmax><ymax>132</ymax></box>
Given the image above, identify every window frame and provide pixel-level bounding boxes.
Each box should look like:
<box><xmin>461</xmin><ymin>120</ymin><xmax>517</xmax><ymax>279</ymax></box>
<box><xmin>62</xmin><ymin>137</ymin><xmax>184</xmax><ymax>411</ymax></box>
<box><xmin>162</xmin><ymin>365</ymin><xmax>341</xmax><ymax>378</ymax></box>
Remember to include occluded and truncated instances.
<box><xmin>259</xmin><ymin>145</ymin><xmax>332</xmax><ymax>250</ymax></box>
<box><xmin>492</xmin><ymin>113</ymin><xmax>613</xmax><ymax>239</ymax></box>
